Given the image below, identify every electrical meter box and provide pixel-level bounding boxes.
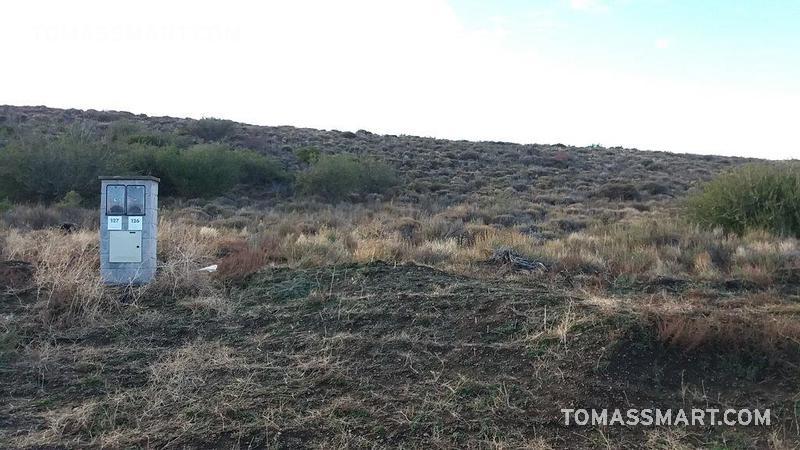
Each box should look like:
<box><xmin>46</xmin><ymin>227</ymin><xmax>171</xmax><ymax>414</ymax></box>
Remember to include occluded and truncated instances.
<box><xmin>99</xmin><ymin>176</ymin><xmax>159</xmax><ymax>285</ymax></box>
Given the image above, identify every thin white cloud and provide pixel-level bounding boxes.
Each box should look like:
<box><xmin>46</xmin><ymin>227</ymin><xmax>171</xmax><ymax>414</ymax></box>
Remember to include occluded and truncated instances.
<box><xmin>568</xmin><ymin>0</ymin><xmax>609</xmax><ymax>13</ymax></box>
<box><xmin>655</xmin><ymin>37</ymin><xmax>672</xmax><ymax>49</ymax></box>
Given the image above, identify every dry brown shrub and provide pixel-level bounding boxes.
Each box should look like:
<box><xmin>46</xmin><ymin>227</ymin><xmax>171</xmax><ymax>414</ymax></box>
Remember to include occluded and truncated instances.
<box><xmin>411</xmin><ymin>239</ymin><xmax>459</xmax><ymax>265</ymax></box>
<box><xmin>421</xmin><ymin>216</ymin><xmax>467</xmax><ymax>242</ymax></box>
<box><xmin>692</xmin><ymin>251</ymin><xmax>714</xmax><ymax>274</ymax></box>
<box><xmin>353</xmin><ymin>237</ymin><xmax>408</xmax><ymax>263</ymax></box>
<box><xmin>147</xmin><ymin>220</ymin><xmax>228</xmax><ymax>299</ymax></box>
<box><xmin>737</xmin><ymin>264</ymin><xmax>773</xmax><ymax>287</ymax></box>
<box><xmin>213</xmin><ymin>238</ymin><xmax>249</xmax><ymax>258</ymax></box>
<box><xmin>215</xmin><ymin>245</ymin><xmax>268</xmax><ymax>281</ymax></box>
<box><xmin>4</xmin><ymin>229</ymin><xmax>113</xmax><ymax>326</ymax></box>
<box><xmin>393</xmin><ymin>217</ymin><xmax>421</xmax><ymax>242</ymax></box>
<box><xmin>283</xmin><ymin>228</ymin><xmax>355</xmax><ymax>267</ymax></box>
<box><xmin>656</xmin><ymin>315</ymin><xmax>710</xmax><ymax>352</ymax></box>
<box><xmin>655</xmin><ymin>311</ymin><xmax>800</xmax><ymax>359</ymax></box>
<box><xmin>463</xmin><ymin>224</ymin><xmax>494</xmax><ymax>246</ymax></box>
<box><xmin>437</xmin><ymin>204</ymin><xmax>482</xmax><ymax>222</ymax></box>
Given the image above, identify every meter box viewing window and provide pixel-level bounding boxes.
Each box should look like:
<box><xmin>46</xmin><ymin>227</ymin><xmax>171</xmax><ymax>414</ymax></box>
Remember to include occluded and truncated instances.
<box><xmin>99</xmin><ymin>176</ymin><xmax>159</xmax><ymax>285</ymax></box>
<box><xmin>126</xmin><ymin>185</ymin><xmax>145</xmax><ymax>215</ymax></box>
<box><xmin>107</xmin><ymin>185</ymin><xmax>126</xmax><ymax>215</ymax></box>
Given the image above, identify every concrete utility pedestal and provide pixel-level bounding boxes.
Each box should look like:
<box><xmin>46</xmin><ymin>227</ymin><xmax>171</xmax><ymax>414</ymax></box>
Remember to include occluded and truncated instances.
<box><xmin>99</xmin><ymin>176</ymin><xmax>159</xmax><ymax>285</ymax></box>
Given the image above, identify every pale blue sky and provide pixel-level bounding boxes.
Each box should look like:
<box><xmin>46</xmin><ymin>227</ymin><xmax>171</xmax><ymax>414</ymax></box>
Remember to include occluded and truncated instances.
<box><xmin>1</xmin><ymin>0</ymin><xmax>798</xmax><ymax>158</ymax></box>
<box><xmin>453</xmin><ymin>0</ymin><xmax>800</xmax><ymax>90</ymax></box>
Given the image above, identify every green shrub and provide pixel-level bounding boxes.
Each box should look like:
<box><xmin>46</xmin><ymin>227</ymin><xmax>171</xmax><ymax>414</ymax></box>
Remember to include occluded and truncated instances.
<box><xmin>124</xmin><ymin>144</ymin><xmax>287</xmax><ymax>198</ymax></box>
<box><xmin>687</xmin><ymin>163</ymin><xmax>800</xmax><ymax>236</ymax></box>
<box><xmin>108</xmin><ymin>120</ymin><xmax>142</xmax><ymax>142</ymax></box>
<box><xmin>294</xmin><ymin>146</ymin><xmax>321</xmax><ymax>164</ymax></box>
<box><xmin>0</xmin><ymin>198</ymin><xmax>12</xmax><ymax>214</ymax></box>
<box><xmin>57</xmin><ymin>191</ymin><xmax>84</xmax><ymax>208</ymax></box>
<box><xmin>189</xmin><ymin>118</ymin><xmax>235</xmax><ymax>141</ymax></box>
<box><xmin>125</xmin><ymin>131</ymin><xmax>193</xmax><ymax>149</ymax></box>
<box><xmin>0</xmin><ymin>125</ymin><xmax>14</xmax><ymax>148</ymax></box>
<box><xmin>235</xmin><ymin>150</ymin><xmax>290</xmax><ymax>186</ymax></box>
<box><xmin>595</xmin><ymin>182</ymin><xmax>641</xmax><ymax>201</ymax></box>
<box><xmin>641</xmin><ymin>181</ymin><xmax>670</xmax><ymax>196</ymax></box>
<box><xmin>156</xmin><ymin>145</ymin><xmax>242</xmax><ymax>197</ymax></box>
<box><xmin>127</xmin><ymin>134</ymin><xmax>170</xmax><ymax>147</ymax></box>
<box><xmin>296</xmin><ymin>154</ymin><xmax>398</xmax><ymax>201</ymax></box>
<box><xmin>0</xmin><ymin>124</ymin><xmax>286</xmax><ymax>202</ymax></box>
<box><xmin>0</xmin><ymin>126</ymin><xmax>120</xmax><ymax>202</ymax></box>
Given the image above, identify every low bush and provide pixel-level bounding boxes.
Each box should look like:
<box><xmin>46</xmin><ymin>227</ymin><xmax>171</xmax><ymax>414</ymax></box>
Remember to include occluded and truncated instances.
<box><xmin>215</xmin><ymin>243</ymin><xmax>269</xmax><ymax>282</ymax></box>
<box><xmin>294</xmin><ymin>146</ymin><xmax>321</xmax><ymax>164</ymax></box>
<box><xmin>0</xmin><ymin>126</ymin><xmax>121</xmax><ymax>202</ymax></box>
<box><xmin>125</xmin><ymin>145</ymin><xmax>237</xmax><ymax>197</ymax></box>
<box><xmin>1</xmin><ymin>205</ymin><xmax>97</xmax><ymax>230</ymax></box>
<box><xmin>2</xmin><ymin>205</ymin><xmax>62</xmax><ymax>230</ymax></box>
<box><xmin>0</xmin><ymin>125</ymin><xmax>287</xmax><ymax>202</ymax></box>
<box><xmin>235</xmin><ymin>149</ymin><xmax>290</xmax><ymax>186</ymax></box>
<box><xmin>108</xmin><ymin>120</ymin><xmax>142</xmax><ymax>142</ymax></box>
<box><xmin>595</xmin><ymin>182</ymin><xmax>641</xmax><ymax>201</ymax></box>
<box><xmin>57</xmin><ymin>191</ymin><xmax>84</xmax><ymax>208</ymax></box>
<box><xmin>640</xmin><ymin>181</ymin><xmax>670</xmax><ymax>196</ymax></box>
<box><xmin>296</xmin><ymin>154</ymin><xmax>399</xmax><ymax>201</ymax></box>
<box><xmin>125</xmin><ymin>144</ymin><xmax>287</xmax><ymax>198</ymax></box>
<box><xmin>687</xmin><ymin>163</ymin><xmax>800</xmax><ymax>236</ymax></box>
<box><xmin>188</xmin><ymin>117</ymin><xmax>235</xmax><ymax>141</ymax></box>
<box><xmin>127</xmin><ymin>134</ymin><xmax>171</xmax><ymax>147</ymax></box>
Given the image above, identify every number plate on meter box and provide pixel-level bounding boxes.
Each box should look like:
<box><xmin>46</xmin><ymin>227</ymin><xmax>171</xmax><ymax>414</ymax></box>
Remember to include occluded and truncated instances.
<box><xmin>107</xmin><ymin>216</ymin><xmax>122</xmax><ymax>230</ymax></box>
<box><xmin>128</xmin><ymin>216</ymin><xmax>143</xmax><ymax>231</ymax></box>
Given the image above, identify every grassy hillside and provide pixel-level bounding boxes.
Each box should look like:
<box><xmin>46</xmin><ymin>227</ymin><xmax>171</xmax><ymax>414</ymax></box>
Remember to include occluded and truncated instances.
<box><xmin>1</xmin><ymin>105</ymin><xmax>798</xmax><ymax>448</ymax></box>
<box><xmin>0</xmin><ymin>105</ymin><xmax>751</xmax><ymax>203</ymax></box>
<box><xmin>0</xmin><ymin>104</ymin><xmax>757</xmax><ymax>238</ymax></box>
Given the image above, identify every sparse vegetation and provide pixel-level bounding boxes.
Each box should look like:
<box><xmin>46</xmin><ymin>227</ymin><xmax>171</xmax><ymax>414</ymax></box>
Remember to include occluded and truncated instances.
<box><xmin>595</xmin><ymin>182</ymin><xmax>641</xmax><ymax>201</ymax></box>
<box><xmin>188</xmin><ymin>117</ymin><xmax>236</xmax><ymax>141</ymax></box>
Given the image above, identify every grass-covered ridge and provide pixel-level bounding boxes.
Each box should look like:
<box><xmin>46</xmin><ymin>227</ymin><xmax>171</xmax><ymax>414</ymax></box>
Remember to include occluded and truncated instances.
<box><xmin>0</xmin><ymin>110</ymin><xmax>400</xmax><ymax>204</ymax></box>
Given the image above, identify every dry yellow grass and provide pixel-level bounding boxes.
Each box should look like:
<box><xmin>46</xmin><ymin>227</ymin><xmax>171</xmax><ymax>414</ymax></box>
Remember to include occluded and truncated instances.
<box><xmin>0</xmin><ymin>220</ymin><xmax>243</xmax><ymax>326</ymax></box>
<box><xmin>2</xmin><ymin>204</ymin><xmax>799</xmax><ymax>329</ymax></box>
<box><xmin>4</xmin><ymin>229</ymin><xmax>109</xmax><ymax>325</ymax></box>
<box><xmin>150</xmin><ymin>203</ymin><xmax>800</xmax><ymax>289</ymax></box>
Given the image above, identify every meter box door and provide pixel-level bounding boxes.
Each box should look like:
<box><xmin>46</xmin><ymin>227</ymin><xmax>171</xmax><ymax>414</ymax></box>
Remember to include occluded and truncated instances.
<box><xmin>99</xmin><ymin>176</ymin><xmax>159</xmax><ymax>285</ymax></box>
<box><xmin>109</xmin><ymin>231</ymin><xmax>142</xmax><ymax>263</ymax></box>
